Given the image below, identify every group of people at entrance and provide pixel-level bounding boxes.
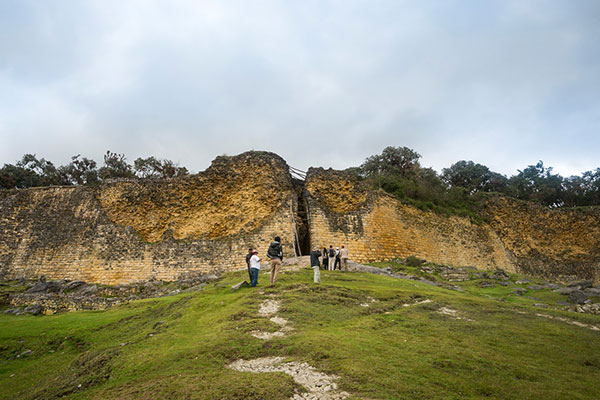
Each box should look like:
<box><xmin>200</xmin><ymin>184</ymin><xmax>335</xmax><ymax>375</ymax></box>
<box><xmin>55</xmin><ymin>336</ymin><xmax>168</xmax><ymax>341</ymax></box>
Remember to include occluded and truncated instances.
<box><xmin>321</xmin><ymin>245</ymin><xmax>349</xmax><ymax>271</ymax></box>
<box><xmin>245</xmin><ymin>236</ymin><xmax>283</xmax><ymax>287</ymax></box>
<box><xmin>244</xmin><ymin>237</ymin><xmax>349</xmax><ymax>286</ymax></box>
<box><xmin>310</xmin><ymin>245</ymin><xmax>349</xmax><ymax>284</ymax></box>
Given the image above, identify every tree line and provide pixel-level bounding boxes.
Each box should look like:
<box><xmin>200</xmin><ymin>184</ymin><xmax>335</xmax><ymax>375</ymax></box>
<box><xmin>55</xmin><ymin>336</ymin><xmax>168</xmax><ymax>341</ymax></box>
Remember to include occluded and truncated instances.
<box><xmin>0</xmin><ymin>151</ymin><xmax>188</xmax><ymax>189</ymax></box>
<box><xmin>3</xmin><ymin>147</ymin><xmax>599</xmax><ymax>209</ymax></box>
<box><xmin>353</xmin><ymin>146</ymin><xmax>600</xmax><ymax>210</ymax></box>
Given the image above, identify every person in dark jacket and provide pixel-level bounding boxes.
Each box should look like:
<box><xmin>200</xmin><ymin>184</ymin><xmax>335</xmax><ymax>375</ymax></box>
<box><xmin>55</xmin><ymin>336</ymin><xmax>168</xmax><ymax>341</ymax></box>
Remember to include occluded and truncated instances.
<box><xmin>245</xmin><ymin>247</ymin><xmax>254</xmax><ymax>281</ymax></box>
<box><xmin>266</xmin><ymin>236</ymin><xmax>283</xmax><ymax>285</ymax></box>
<box><xmin>334</xmin><ymin>247</ymin><xmax>341</xmax><ymax>270</ymax></box>
<box><xmin>310</xmin><ymin>247</ymin><xmax>322</xmax><ymax>283</ymax></box>
<box><xmin>322</xmin><ymin>247</ymin><xmax>329</xmax><ymax>270</ymax></box>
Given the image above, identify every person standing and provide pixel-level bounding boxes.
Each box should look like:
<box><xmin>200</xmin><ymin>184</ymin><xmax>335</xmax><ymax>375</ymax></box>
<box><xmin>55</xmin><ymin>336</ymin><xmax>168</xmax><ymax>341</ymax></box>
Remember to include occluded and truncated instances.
<box><xmin>322</xmin><ymin>247</ymin><xmax>329</xmax><ymax>270</ymax></box>
<box><xmin>328</xmin><ymin>245</ymin><xmax>335</xmax><ymax>271</ymax></box>
<box><xmin>249</xmin><ymin>250</ymin><xmax>261</xmax><ymax>287</ymax></box>
<box><xmin>245</xmin><ymin>247</ymin><xmax>254</xmax><ymax>281</ymax></box>
<box><xmin>334</xmin><ymin>247</ymin><xmax>341</xmax><ymax>270</ymax></box>
<box><xmin>267</xmin><ymin>236</ymin><xmax>283</xmax><ymax>285</ymax></box>
<box><xmin>310</xmin><ymin>247</ymin><xmax>322</xmax><ymax>283</ymax></box>
<box><xmin>340</xmin><ymin>245</ymin><xmax>349</xmax><ymax>271</ymax></box>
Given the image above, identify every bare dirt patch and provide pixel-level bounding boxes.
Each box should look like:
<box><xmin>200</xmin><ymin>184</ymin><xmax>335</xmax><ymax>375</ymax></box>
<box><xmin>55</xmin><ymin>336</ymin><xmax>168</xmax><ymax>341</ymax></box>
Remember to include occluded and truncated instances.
<box><xmin>228</xmin><ymin>357</ymin><xmax>350</xmax><ymax>400</ymax></box>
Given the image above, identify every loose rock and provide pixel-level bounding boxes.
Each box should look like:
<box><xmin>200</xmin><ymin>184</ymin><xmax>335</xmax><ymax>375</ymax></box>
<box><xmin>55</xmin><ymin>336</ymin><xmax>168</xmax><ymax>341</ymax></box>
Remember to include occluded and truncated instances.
<box><xmin>568</xmin><ymin>290</ymin><xmax>589</xmax><ymax>305</ymax></box>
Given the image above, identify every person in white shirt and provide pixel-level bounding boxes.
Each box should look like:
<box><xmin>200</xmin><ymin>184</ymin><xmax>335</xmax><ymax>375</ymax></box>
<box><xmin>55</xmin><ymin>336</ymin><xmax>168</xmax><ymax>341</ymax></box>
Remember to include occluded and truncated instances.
<box><xmin>249</xmin><ymin>250</ymin><xmax>261</xmax><ymax>287</ymax></box>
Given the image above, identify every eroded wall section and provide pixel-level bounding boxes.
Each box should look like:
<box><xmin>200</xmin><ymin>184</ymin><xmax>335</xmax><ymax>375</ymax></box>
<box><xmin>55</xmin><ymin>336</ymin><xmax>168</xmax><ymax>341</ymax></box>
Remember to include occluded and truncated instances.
<box><xmin>305</xmin><ymin>168</ymin><xmax>600</xmax><ymax>282</ymax></box>
<box><xmin>0</xmin><ymin>152</ymin><xmax>296</xmax><ymax>284</ymax></box>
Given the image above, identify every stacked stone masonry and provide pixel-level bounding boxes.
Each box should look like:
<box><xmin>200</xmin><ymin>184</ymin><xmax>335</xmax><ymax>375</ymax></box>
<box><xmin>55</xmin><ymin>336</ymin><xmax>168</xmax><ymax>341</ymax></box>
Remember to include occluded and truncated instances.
<box><xmin>0</xmin><ymin>152</ymin><xmax>298</xmax><ymax>284</ymax></box>
<box><xmin>305</xmin><ymin>168</ymin><xmax>600</xmax><ymax>283</ymax></box>
<box><xmin>1</xmin><ymin>152</ymin><xmax>599</xmax><ymax>284</ymax></box>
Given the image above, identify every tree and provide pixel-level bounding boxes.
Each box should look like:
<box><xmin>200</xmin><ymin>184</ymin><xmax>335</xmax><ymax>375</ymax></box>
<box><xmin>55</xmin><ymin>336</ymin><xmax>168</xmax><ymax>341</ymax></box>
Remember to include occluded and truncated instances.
<box><xmin>16</xmin><ymin>154</ymin><xmax>67</xmax><ymax>186</ymax></box>
<box><xmin>507</xmin><ymin>161</ymin><xmax>564</xmax><ymax>206</ymax></box>
<box><xmin>442</xmin><ymin>160</ymin><xmax>508</xmax><ymax>194</ymax></box>
<box><xmin>134</xmin><ymin>156</ymin><xmax>189</xmax><ymax>179</ymax></box>
<box><xmin>60</xmin><ymin>155</ymin><xmax>99</xmax><ymax>185</ymax></box>
<box><xmin>361</xmin><ymin>146</ymin><xmax>422</xmax><ymax>178</ymax></box>
<box><xmin>98</xmin><ymin>151</ymin><xmax>135</xmax><ymax>181</ymax></box>
<box><xmin>0</xmin><ymin>163</ymin><xmax>40</xmax><ymax>189</ymax></box>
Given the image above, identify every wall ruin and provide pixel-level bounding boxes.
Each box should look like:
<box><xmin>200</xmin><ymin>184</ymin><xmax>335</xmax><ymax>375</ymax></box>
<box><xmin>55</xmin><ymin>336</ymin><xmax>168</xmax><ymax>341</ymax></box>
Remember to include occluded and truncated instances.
<box><xmin>305</xmin><ymin>168</ymin><xmax>600</xmax><ymax>283</ymax></box>
<box><xmin>0</xmin><ymin>152</ymin><xmax>298</xmax><ymax>284</ymax></box>
<box><xmin>1</xmin><ymin>152</ymin><xmax>599</xmax><ymax>284</ymax></box>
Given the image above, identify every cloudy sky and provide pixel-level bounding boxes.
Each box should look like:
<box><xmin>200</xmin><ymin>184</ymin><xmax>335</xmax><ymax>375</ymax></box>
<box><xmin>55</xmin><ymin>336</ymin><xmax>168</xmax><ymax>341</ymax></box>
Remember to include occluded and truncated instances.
<box><xmin>1</xmin><ymin>0</ymin><xmax>599</xmax><ymax>177</ymax></box>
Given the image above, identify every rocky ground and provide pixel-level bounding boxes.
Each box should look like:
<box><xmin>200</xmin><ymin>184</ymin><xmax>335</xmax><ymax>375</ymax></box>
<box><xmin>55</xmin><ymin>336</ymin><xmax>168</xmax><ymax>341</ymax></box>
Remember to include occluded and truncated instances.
<box><xmin>1</xmin><ymin>271</ymin><xmax>219</xmax><ymax>315</ymax></box>
<box><xmin>352</xmin><ymin>257</ymin><xmax>600</xmax><ymax>316</ymax></box>
<box><xmin>3</xmin><ymin>255</ymin><xmax>599</xmax><ymax>317</ymax></box>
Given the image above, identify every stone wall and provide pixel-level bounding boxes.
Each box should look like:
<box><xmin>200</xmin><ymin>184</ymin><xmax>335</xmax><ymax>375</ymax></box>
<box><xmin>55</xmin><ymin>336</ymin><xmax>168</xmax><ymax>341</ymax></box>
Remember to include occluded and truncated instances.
<box><xmin>487</xmin><ymin>197</ymin><xmax>600</xmax><ymax>281</ymax></box>
<box><xmin>0</xmin><ymin>152</ymin><xmax>298</xmax><ymax>284</ymax></box>
<box><xmin>2</xmin><ymin>152</ymin><xmax>599</xmax><ymax>285</ymax></box>
<box><xmin>305</xmin><ymin>168</ymin><xmax>600</xmax><ymax>282</ymax></box>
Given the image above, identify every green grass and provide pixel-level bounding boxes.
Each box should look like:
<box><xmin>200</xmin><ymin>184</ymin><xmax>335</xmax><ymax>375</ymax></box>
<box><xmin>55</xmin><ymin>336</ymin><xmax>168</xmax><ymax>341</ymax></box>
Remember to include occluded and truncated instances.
<box><xmin>1</xmin><ymin>268</ymin><xmax>599</xmax><ymax>399</ymax></box>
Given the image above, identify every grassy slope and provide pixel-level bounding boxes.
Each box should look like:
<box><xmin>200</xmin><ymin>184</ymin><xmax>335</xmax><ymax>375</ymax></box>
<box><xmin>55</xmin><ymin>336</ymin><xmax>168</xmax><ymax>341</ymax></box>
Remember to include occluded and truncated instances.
<box><xmin>0</xmin><ymin>267</ymin><xmax>599</xmax><ymax>400</ymax></box>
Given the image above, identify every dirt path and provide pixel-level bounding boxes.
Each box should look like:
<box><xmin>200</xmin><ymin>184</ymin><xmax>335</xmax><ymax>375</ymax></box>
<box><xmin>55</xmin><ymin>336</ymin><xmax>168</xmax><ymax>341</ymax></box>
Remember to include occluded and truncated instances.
<box><xmin>229</xmin><ymin>297</ymin><xmax>351</xmax><ymax>399</ymax></box>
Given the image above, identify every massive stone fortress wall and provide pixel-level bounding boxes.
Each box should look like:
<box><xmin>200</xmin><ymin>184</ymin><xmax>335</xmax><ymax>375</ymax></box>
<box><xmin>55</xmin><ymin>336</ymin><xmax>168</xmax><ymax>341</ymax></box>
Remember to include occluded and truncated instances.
<box><xmin>305</xmin><ymin>168</ymin><xmax>600</xmax><ymax>282</ymax></box>
<box><xmin>0</xmin><ymin>152</ymin><xmax>298</xmax><ymax>284</ymax></box>
<box><xmin>1</xmin><ymin>152</ymin><xmax>599</xmax><ymax>284</ymax></box>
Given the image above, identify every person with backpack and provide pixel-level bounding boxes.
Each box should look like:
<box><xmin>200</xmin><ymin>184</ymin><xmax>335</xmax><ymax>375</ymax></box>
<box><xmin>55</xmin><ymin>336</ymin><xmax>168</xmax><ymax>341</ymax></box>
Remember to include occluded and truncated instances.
<box><xmin>334</xmin><ymin>247</ymin><xmax>341</xmax><ymax>270</ymax></box>
<box><xmin>310</xmin><ymin>247</ymin><xmax>322</xmax><ymax>283</ymax></box>
<box><xmin>248</xmin><ymin>250</ymin><xmax>261</xmax><ymax>287</ymax></box>
<box><xmin>327</xmin><ymin>245</ymin><xmax>335</xmax><ymax>271</ymax></box>
<box><xmin>245</xmin><ymin>247</ymin><xmax>254</xmax><ymax>281</ymax></box>
<box><xmin>322</xmin><ymin>247</ymin><xmax>329</xmax><ymax>270</ymax></box>
<box><xmin>267</xmin><ymin>236</ymin><xmax>284</xmax><ymax>285</ymax></box>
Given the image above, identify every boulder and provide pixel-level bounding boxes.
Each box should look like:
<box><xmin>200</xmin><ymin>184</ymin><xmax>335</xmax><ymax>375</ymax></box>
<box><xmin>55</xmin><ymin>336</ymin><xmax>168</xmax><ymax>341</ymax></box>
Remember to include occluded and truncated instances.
<box><xmin>553</xmin><ymin>287</ymin><xmax>577</xmax><ymax>295</ymax></box>
<box><xmin>583</xmin><ymin>288</ymin><xmax>600</xmax><ymax>297</ymax></box>
<box><xmin>64</xmin><ymin>281</ymin><xmax>86</xmax><ymax>292</ymax></box>
<box><xmin>231</xmin><ymin>281</ymin><xmax>250</xmax><ymax>291</ymax></box>
<box><xmin>3</xmin><ymin>307</ymin><xmax>23</xmax><ymax>315</ymax></box>
<box><xmin>490</xmin><ymin>269</ymin><xmax>510</xmax><ymax>281</ymax></box>
<box><xmin>516</xmin><ymin>279</ymin><xmax>531</xmax><ymax>285</ymax></box>
<box><xmin>26</xmin><ymin>280</ymin><xmax>63</xmax><ymax>294</ymax></box>
<box><xmin>576</xmin><ymin>303</ymin><xmax>600</xmax><ymax>315</ymax></box>
<box><xmin>420</xmin><ymin>266</ymin><xmax>436</xmax><ymax>274</ymax></box>
<box><xmin>24</xmin><ymin>304</ymin><xmax>44</xmax><ymax>315</ymax></box>
<box><xmin>543</xmin><ymin>283</ymin><xmax>561</xmax><ymax>290</ymax></box>
<box><xmin>527</xmin><ymin>285</ymin><xmax>544</xmax><ymax>290</ymax></box>
<box><xmin>441</xmin><ymin>268</ymin><xmax>470</xmax><ymax>282</ymax></box>
<box><xmin>568</xmin><ymin>280</ymin><xmax>594</xmax><ymax>290</ymax></box>
<box><xmin>79</xmin><ymin>285</ymin><xmax>98</xmax><ymax>296</ymax></box>
<box><xmin>568</xmin><ymin>290</ymin><xmax>589</xmax><ymax>305</ymax></box>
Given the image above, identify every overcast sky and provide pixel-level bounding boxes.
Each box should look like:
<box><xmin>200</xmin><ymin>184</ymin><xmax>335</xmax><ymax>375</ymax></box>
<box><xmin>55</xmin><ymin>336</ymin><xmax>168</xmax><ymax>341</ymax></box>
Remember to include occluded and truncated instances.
<box><xmin>1</xmin><ymin>0</ymin><xmax>599</xmax><ymax>177</ymax></box>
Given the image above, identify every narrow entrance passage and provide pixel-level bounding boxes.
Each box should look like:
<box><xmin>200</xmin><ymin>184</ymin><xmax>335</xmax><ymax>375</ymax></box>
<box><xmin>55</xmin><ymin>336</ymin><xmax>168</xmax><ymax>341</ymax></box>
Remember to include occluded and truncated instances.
<box><xmin>292</xmin><ymin>178</ymin><xmax>310</xmax><ymax>256</ymax></box>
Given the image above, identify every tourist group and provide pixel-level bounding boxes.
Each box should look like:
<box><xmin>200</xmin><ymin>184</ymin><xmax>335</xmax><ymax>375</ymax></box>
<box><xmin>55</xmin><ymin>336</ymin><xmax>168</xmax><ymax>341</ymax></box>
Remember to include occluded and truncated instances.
<box><xmin>244</xmin><ymin>237</ymin><xmax>350</xmax><ymax>287</ymax></box>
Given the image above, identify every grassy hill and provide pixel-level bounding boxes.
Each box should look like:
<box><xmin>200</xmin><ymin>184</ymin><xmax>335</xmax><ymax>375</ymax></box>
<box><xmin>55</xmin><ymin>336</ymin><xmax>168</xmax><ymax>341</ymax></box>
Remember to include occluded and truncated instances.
<box><xmin>1</xmin><ymin>264</ymin><xmax>599</xmax><ymax>399</ymax></box>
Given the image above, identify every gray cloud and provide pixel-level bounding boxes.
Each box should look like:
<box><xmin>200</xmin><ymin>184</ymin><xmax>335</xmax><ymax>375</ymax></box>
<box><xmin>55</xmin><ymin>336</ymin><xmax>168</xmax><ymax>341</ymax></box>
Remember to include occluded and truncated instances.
<box><xmin>1</xmin><ymin>0</ymin><xmax>599</xmax><ymax>177</ymax></box>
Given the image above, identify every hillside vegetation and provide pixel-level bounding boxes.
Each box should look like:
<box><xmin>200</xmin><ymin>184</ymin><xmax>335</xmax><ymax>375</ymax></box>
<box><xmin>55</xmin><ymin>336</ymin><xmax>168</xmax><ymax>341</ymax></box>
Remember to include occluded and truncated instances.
<box><xmin>1</xmin><ymin>265</ymin><xmax>599</xmax><ymax>399</ymax></box>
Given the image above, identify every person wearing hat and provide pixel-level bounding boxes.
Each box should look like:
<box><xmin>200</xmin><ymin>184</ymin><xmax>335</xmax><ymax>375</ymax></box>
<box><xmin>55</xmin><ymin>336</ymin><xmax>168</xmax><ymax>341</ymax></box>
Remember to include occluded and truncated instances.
<box><xmin>334</xmin><ymin>247</ymin><xmax>341</xmax><ymax>270</ymax></box>
<box><xmin>249</xmin><ymin>250</ymin><xmax>261</xmax><ymax>287</ymax></box>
